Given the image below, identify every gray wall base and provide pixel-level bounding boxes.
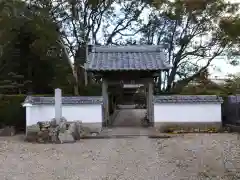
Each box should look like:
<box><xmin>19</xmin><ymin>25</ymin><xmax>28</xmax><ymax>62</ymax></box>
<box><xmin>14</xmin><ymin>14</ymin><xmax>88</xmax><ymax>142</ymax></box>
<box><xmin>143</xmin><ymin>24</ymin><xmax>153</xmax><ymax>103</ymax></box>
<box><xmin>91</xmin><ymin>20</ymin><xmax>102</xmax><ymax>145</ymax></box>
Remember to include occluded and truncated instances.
<box><xmin>154</xmin><ymin>122</ymin><xmax>222</xmax><ymax>133</ymax></box>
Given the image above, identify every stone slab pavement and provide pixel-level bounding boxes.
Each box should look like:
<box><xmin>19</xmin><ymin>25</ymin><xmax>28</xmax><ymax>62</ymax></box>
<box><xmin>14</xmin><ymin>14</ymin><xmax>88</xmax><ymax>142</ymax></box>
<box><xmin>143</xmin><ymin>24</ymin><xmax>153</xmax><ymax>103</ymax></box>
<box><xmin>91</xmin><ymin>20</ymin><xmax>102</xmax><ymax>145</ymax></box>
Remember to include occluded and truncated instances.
<box><xmin>111</xmin><ymin>109</ymin><xmax>146</xmax><ymax>127</ymax></box>
<box><xmin>99</xmin><ymin>127</ymin><xmax>152</xmax><ymax>136</ymax></box>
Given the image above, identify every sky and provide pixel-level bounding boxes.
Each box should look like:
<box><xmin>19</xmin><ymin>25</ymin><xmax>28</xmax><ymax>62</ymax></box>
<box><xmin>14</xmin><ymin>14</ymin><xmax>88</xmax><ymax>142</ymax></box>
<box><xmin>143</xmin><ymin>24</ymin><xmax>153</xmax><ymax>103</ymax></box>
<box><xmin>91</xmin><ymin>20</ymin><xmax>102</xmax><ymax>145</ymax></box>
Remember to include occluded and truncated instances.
<box><xmin>209</xmin><ymin>57</ymin><xmax>239</xmax><ymax>78</ymax></box>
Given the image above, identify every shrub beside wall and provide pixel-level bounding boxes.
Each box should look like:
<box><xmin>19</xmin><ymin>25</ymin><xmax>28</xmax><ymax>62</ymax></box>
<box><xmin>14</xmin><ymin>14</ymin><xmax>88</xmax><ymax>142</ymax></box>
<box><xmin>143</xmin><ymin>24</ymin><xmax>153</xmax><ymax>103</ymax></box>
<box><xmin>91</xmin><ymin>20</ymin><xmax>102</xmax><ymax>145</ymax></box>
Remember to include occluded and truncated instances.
<box><xmin>0</xmin><ymin>95</ymin><xmax>26</xmax><ymax>131</ymax></box>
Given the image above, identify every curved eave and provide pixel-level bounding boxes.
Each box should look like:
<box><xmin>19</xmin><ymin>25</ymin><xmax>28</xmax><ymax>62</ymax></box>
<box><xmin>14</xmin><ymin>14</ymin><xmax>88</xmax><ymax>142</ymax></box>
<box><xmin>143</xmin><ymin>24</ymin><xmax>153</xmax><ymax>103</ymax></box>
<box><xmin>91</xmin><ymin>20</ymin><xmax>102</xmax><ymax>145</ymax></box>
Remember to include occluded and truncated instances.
<box><xmin>86</xmin><ymin>68</ymin><xmax>171</xmax><ymax>73</ymax></box>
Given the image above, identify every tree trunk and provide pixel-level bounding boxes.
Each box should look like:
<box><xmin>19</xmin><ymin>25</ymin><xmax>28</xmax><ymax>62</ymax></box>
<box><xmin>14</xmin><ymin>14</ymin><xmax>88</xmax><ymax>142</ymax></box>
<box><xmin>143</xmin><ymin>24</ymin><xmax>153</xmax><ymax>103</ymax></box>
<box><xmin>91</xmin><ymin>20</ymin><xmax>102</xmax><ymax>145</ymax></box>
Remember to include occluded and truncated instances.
<box><xmin>166</xmin><ymin>67</ymin><xmax>177</xmax><ymax>92</ymax></box>
<box><xmin>73</xmin><ymin>64</ymin><xmax>79</xmax><ymax>95</ymax></box>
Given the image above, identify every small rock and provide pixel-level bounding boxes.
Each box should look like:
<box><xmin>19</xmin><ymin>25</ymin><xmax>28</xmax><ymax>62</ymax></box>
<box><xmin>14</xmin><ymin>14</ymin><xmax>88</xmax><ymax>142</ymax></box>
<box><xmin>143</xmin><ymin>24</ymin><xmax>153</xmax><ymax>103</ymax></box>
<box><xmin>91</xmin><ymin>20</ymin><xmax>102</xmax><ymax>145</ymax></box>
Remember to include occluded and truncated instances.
<box><xmin>194</xmin><ymin>128</ymin><xmax>200</xmax><ymax>132</ymax></box>
<box><xmin>224</xmin><ymin>161</ymin><xmax>236</xmax><ymax>172</ymax></box>
<box><xmin>0</xmin><ymin>126</ymin><xmax>16</xmax><ymax>136</ymax></box>
<box><xmin>91</xmin><ymin>133</ymin><xmax>98</xmax><ymax>136</ymax></box>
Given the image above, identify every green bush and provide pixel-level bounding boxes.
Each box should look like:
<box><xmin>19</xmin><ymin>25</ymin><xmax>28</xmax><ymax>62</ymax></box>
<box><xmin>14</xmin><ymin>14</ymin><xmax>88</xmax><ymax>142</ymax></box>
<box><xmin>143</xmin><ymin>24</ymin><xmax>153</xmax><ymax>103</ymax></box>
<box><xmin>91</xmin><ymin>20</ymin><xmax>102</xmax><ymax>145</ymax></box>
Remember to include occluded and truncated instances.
<box><xmin>0</xmin><ymin>94</ymin><xmax>26</xmax><ymax>131</ymax></box>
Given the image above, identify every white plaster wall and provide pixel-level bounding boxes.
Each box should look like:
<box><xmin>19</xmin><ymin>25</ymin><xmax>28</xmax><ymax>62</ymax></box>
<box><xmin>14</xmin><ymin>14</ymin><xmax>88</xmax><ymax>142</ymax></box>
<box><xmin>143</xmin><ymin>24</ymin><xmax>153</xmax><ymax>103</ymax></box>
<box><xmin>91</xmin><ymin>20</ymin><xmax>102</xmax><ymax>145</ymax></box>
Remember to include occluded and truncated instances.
<box><xmin>154</xmin><ymin>104</ymin><xmax>222</xmax><ymax>122</ymax></box>
<box><xmin>26</xmin><ymin>104</ymin><xmax>102</xmax><ymax>126</ymax></box>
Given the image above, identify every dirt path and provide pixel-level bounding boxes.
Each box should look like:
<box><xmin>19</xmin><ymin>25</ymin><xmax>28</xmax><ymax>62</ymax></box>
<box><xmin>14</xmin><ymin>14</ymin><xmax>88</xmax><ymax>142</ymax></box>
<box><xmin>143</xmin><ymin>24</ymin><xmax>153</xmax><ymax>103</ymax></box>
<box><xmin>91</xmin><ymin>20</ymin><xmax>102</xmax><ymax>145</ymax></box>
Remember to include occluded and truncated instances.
<box><xmin>0</xmin><ymin>134</ymin><xmax>240</xmax><ymax>180</ymax></box>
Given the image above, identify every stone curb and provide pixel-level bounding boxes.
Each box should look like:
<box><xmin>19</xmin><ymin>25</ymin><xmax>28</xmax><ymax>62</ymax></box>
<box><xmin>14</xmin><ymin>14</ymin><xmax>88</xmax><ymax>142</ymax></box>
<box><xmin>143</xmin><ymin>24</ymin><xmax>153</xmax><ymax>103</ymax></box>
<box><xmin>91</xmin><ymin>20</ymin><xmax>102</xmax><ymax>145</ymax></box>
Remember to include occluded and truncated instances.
<box><xmin>24</xmin><ymin>139</ymin><xmax>73</xmax><ymax>144</ymax></box>
<box><xmin>148</xmin><ymin>135</ymin><xmax>174</xmax><ymax>138</ymax></box>
<box><xmin>81</xmin><ymin>135</ymin><xmax>137</xmax><ymax>139</ymax></box>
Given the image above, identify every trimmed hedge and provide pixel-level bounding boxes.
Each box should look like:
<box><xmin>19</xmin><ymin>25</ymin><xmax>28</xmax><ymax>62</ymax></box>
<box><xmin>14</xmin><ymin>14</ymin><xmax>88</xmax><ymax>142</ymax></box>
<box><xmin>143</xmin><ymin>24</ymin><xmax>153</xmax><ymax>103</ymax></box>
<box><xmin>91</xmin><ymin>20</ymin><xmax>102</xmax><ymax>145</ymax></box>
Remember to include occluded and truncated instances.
<box><xmin>0</xmin><ymin>94</ymin><xmax>26</xmax><ymax>131</ymax></box>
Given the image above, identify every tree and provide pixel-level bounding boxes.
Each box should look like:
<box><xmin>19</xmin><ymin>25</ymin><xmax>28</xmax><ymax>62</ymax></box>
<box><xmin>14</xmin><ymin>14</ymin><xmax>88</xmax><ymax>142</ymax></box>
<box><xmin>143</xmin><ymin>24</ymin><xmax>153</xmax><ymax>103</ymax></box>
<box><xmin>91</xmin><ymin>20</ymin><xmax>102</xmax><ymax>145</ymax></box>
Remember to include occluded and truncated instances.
<box><xmin>140</xmin><ymin>0</ymin><xmax>239</xmax><ymax>93</ymax></box>
<box><xmin>219</xmin><ymin>10</ymin><xmax>240</xmax><ymax>66</ymax></box>
<box><xmin>224</xmin><ymin>73</ymin><xmax>240</xmax><ymax>94</ymax></box>
<box><xmin>30</xmin><ymin>0</ymin><xmax>147</xmax><ymax>95</ymax></box>
<box><xmin>0</xmin><ymin>0</ymin><xmax>74</xmax><ymax>94</ymax></box>
<box><xmin>180</xmin><ymin>69</ymin><xmax>228</xmax><ymax>95</ymax></box>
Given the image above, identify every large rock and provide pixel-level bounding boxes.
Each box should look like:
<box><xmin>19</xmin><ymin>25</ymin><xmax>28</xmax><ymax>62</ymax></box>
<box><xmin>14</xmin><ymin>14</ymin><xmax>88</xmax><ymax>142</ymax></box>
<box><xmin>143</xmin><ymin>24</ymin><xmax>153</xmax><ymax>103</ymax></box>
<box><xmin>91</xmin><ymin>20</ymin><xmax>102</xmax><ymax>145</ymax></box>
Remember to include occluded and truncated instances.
<box><xmin>25</xmin><ymin>131</ymin><xmax>38</xmax><ymax>142</ymax></box>
<box><xmin>50</xmin><ymin>118</ymin><xmax>57</xmax><ymax>127</ymax></box>
<box><xmin>59</xmin><ymin>118</ymin><xmax>68</xmax><ymax>133</ymax></box>
<box><xmin>26</xmin><ymin>118</ymin><xmax>87</xmax><ymax>143</ymax></box>
<box><xmin>78</xmin><ymin>125</ymin><xmax>91</xmax><ymax>138</ymax></box>
<box><xmin>58</xmin><ymin>130</ymin><xmax>75</xmax><ymax>143</ymax></box>
<box><xmin>49</xmin><ymin>126</ymin><xmax>60</xmax><ymax>143</ymax></box>
<box><xmin>37</xmin><ymin>121</ymin><xmax>50</xmax><ymax>131</ymax></box>
<box><xmin>68</xmin><ymin>122</ymin><xmax>80</xmax><ymax>140</ymax></box>
<box><xmin>37</xmin><ymin>130</ymin><xmax>50</xmax><ymax>143</ymax></box>
<box><xmin>51</xmin><ymin>117</ymin><xmax>67</xmax><ymax>124</ymax></box>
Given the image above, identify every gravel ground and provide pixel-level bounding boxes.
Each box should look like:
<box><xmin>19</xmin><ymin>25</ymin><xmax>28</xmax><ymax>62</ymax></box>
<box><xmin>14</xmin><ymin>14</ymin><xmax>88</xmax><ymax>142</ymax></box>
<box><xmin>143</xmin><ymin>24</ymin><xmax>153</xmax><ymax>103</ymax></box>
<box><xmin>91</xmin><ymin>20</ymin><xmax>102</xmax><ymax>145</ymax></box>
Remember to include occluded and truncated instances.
<box><xmin>0</xmin><ymin>134</ymin><xmax>240</xmax><ymax>180</ymax></box>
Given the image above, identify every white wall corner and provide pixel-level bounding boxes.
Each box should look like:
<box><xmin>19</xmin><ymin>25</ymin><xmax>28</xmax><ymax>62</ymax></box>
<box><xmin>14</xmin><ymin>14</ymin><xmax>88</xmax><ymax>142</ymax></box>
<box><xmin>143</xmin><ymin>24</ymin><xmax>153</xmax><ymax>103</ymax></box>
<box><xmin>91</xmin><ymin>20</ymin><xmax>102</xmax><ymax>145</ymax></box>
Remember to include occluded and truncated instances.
<box><xmin>22</xmin><ymin>103</ymin><xmax>33</xmax><ymax>107</ymax></box>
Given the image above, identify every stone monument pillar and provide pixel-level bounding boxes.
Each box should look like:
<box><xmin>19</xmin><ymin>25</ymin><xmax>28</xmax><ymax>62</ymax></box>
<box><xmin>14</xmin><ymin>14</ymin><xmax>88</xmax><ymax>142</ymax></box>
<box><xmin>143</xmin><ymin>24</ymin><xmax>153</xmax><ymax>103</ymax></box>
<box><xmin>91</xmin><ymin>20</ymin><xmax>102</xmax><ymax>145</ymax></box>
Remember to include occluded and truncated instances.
<box><xmin>55</xmin><ymin>88</ymin><xmax>62</xmax><ymax>124</ymax></box>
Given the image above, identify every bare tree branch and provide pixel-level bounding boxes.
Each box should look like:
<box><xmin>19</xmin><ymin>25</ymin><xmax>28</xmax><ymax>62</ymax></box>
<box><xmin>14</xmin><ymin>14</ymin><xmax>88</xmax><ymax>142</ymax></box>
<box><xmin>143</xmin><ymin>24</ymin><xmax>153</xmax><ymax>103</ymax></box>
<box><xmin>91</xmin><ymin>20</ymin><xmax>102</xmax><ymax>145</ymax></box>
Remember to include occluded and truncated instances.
<box><xmin>106</xmin><ymin>1</ymin><xmax>146</xmax><ymax>45</ymax></box>
<box><xmin>173</xmin><ymin>47</ymin><xmax>225</xmax><ymax>92</ymax></box>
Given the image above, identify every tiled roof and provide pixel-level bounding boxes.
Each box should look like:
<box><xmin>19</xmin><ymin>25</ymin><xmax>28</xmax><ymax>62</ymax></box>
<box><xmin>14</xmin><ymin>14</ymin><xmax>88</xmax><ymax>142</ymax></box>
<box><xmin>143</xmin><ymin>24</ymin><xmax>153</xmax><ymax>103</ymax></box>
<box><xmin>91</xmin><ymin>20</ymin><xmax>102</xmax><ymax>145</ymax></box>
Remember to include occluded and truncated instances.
<box><xmin>23</xmin><ymin>96</ymin><xmax>103</xmax><ymax>105</ymax></box>
<box><xmin>86</xmin><ymin>45</ymin><xmax>172</xmax><ymax>72</ymax></box>
<box><xmin>227</xmin><ymin>95</ymin><xmax>240</xmax><ymax>103</ymax></box>
<box><xmin>154</xmin><ymin>95</ymin><xmax>223</xmax><ymax>104</ymax></box>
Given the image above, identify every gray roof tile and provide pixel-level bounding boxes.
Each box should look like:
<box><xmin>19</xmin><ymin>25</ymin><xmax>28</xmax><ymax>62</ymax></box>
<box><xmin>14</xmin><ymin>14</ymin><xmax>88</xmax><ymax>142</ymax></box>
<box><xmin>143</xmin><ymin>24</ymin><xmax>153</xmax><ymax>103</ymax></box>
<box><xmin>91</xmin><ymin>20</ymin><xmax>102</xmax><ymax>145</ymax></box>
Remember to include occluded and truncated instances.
<box><xmin>24</xmin><ymin>96</ymin><xmax>103</xmax><ymax>105</ymax></box>
<box><xmin>154</xmin><ymin>95</ymin><xmax>223</xmax><ymax>104</ymax></box>
<box><xmin>227</xmin><ymin>95</ymin><xmax>240</xmax><ymax>103</ymax></box>
<box><xmin>86</xmin><ymin>45</ymin><xmax>172</xmax><ymax>71</ymax></box>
